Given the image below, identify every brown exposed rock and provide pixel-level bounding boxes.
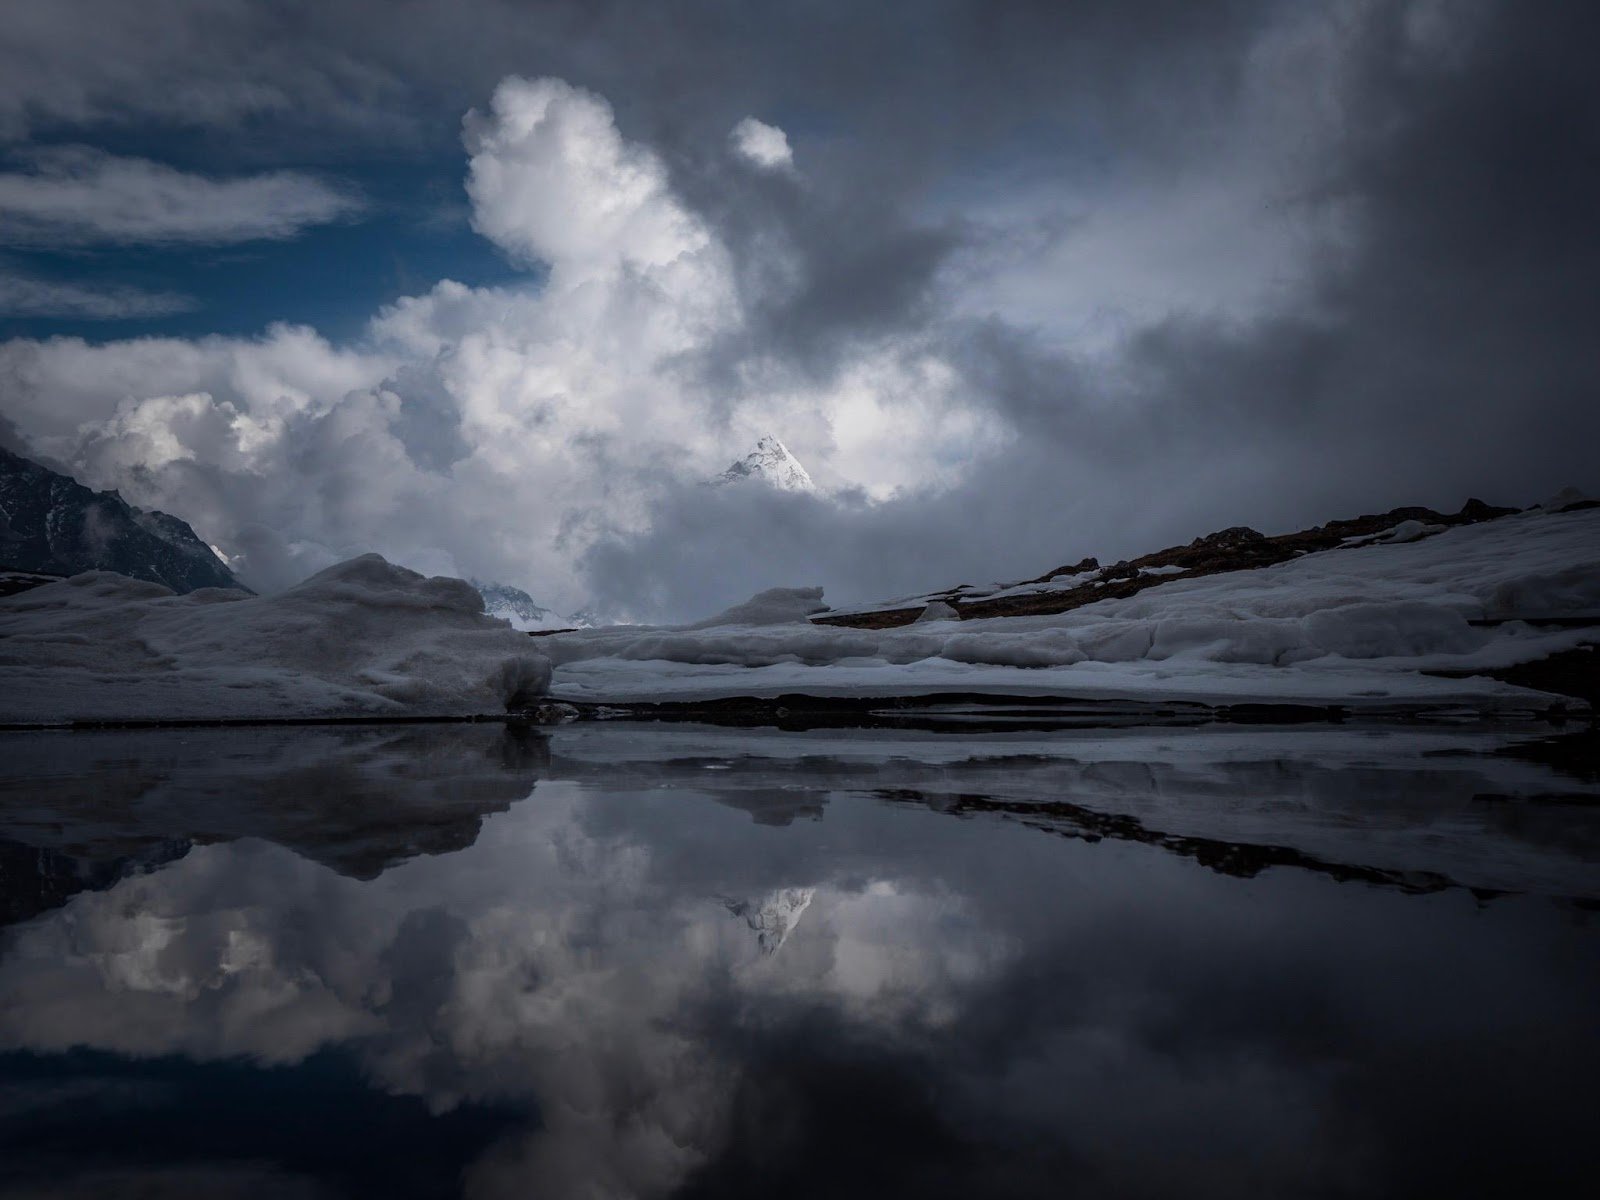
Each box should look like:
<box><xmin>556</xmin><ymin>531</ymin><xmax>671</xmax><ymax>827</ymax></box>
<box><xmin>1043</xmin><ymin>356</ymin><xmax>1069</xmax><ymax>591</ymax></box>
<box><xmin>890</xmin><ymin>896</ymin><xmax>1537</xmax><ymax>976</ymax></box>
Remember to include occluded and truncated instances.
<box><xmin>813</xmin><ymin>498</ymin><xmax>1525</xmax><ymax>629</ymax></box>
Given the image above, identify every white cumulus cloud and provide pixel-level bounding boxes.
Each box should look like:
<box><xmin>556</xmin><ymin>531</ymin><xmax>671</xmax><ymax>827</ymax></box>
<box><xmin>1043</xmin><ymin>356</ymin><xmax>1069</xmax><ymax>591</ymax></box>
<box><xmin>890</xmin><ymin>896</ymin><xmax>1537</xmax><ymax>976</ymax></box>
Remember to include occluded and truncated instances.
<box><xmin>729</xmin><ymin>116</ymin><xmax>793</xmax><ymax>171</ymax></box>
<box><xmin>465</xmin><ymin>77</ymin><xmax>712</xmax><ymax>277</ymax></box>
<box><xmin>0</xmin><ymin>78</ymin><xmax>983</xmax><ymax>612</ymax></box>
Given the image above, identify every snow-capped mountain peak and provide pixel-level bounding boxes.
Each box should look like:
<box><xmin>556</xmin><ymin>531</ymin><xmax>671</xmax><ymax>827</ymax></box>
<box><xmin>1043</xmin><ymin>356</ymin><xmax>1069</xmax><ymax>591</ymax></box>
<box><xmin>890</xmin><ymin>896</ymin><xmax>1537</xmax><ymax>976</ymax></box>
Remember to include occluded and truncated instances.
<box><xmin>713</xmin><ymin>435</ymin><xmax>816</xmax><ymax>493</ymax></box>
<box><xmin>470</xmin><ymin>579</ymin><xmax>590</xmax><ymax>632</ymax></box>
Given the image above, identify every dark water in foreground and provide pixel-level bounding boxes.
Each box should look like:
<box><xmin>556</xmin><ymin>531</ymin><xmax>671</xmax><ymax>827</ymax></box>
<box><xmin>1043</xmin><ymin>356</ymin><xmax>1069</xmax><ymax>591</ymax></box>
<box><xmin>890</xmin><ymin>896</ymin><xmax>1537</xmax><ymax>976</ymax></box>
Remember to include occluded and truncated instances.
<box><xmin>0</xmin><ymin>721</ymin><xmax>1596</xmax><ymax>1199</ymax></box>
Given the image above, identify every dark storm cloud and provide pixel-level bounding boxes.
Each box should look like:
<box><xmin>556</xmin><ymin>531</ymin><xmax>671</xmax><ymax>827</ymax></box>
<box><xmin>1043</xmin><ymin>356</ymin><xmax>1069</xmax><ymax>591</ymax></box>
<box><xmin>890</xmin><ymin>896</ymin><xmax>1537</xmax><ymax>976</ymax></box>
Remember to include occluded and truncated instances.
<box><xmin>0</xmin><ymin>1</ymin><xmax>1269</xmax><ymax>155</ymax></box>
<box><xmin>1107</xmin><ymin>0</ymin><xmax>1600</xmax><ymax>506</ymax></box>
<box><xmin>2</xmin><ymin>0</ymin><xmax>1272</xmax><ymax>361</ymax></box>
<box><xmin>583</xmin><ymin>0</ymin><xmax>1600</xmax><ymax>618</ymax></box>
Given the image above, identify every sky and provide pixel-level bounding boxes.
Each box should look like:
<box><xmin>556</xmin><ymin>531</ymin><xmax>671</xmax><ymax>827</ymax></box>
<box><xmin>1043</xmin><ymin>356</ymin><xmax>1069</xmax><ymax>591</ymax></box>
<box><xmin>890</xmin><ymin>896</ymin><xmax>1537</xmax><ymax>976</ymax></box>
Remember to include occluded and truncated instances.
<box><xmin>0</xmin><ymin>0</ymin><xmax>1595</xmax><ymax>620</ymax></box>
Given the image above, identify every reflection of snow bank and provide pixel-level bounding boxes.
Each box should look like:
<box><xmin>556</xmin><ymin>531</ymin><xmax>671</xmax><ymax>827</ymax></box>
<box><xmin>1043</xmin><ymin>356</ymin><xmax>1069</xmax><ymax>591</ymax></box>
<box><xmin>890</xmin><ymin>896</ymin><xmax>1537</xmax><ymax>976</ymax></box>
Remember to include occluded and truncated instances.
<box><xmin>0</xmin><ymin>781</ymin><xmax>997</xmax><ymax>1199</ymax></box>
<box><xmin>0</xmin><ymin>554</ymin><xmax>551</xmax><ymax>724</ymax></box>
<box><xmin>545</xmin><ymin>509</ymin><xmax>1600</xmax><ymax>711</ymax></box>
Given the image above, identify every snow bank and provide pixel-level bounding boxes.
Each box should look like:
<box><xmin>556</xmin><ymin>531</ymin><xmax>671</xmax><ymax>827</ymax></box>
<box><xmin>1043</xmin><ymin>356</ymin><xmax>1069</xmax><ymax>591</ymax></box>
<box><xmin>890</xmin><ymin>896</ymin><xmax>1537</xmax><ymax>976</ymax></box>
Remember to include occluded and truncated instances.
<box><xmin>0</xmin><ymin>554</ymin><xmax>551</xmax><ymax>724</ymax></box>
<box><xmin>686</xmin><ymin>586</ymin><xmax>828</xmax><ymax>628</ymax></box>
<box><xmin>1537</xmin><ymin>486</ymin><xmax>1596</xmax><ymax>513</ymax></box>
<box><xmin>543</xmin><ymin>508</ymin><xmax>1600</xmax><ymax>711</ymax></box>
<box><xmin>1359</xmin><ymin>519</ymin><xmax>1448</xmax><ymax>545</ymax></box>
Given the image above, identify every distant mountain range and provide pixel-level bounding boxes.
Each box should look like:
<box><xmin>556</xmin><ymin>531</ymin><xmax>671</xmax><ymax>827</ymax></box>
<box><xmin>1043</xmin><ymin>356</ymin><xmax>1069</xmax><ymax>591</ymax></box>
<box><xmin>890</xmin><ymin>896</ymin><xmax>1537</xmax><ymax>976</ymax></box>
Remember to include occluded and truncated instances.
<box><xmin>0</xmin><ymin>445</ymin><xmax>244</xmax><ymax>594</ymax></box>
<box><xmin>471</xmin><ymin>578</ymin><xmax>591</xmax><ymax>631</ymax></box>
<box><xmin>712</xmin><ymin>435</ymin><xmax>816</xmax><ymax>493</ymax></box>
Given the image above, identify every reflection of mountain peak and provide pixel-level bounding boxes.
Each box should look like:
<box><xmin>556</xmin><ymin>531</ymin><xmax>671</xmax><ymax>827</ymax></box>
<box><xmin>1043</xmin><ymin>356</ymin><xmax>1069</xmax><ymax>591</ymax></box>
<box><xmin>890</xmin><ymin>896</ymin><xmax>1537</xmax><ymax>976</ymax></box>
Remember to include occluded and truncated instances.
<box><xmin>724</xmin><ymin>886</ymin><xmax>815</xmax><ymax>955</ymax></box>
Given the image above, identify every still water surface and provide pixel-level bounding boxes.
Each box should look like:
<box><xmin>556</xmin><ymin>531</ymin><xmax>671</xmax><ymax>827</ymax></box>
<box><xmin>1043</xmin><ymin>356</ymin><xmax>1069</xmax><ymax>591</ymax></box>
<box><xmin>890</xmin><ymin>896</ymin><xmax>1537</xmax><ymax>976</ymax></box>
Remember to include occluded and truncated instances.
<box><xmin>1</xmin><ymin>722</ymin><xmax>1596</xmax><ymax>1198</ymax></box>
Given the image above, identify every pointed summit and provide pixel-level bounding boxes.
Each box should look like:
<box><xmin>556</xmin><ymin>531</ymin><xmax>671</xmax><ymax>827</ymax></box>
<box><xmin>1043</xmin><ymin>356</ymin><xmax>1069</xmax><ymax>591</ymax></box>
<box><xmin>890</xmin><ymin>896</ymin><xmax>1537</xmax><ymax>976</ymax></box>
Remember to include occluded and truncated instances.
<box><xmin>713</xmin><ymin>434</ymin><xmax>816</xmax><ymax>493</ymax></box>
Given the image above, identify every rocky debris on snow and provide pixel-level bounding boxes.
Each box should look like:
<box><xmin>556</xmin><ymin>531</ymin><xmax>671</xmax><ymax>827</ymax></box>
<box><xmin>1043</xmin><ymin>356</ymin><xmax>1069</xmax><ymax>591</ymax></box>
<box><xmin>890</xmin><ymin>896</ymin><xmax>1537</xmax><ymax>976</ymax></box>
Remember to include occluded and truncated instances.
<box><xmin>541</xmin><ymin>503</ymin><xmax>1599</xmax><ymax>716</ymax></box>
<box><xmin>815</xmin><ymin>498</ymin><xmax>1524</xmax><ymax>629</ymax></box>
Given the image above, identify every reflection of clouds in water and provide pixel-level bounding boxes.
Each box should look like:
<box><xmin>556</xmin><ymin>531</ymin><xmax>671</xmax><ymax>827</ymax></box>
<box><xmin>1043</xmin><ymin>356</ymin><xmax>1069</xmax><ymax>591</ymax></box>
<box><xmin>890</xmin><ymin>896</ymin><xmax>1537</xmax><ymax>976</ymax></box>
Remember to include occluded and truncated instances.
<box><xmin>736</xmin><ymin>880</ymin><xmax>1003</xmax><ymax>1030</ymax></box>
<box><xmin>964</xmin><ymin>1025</ymin><xmax>1370</xmax><ymax>1198</ymax></box>
<box><xmin>3</xmin><ymin>756</ymin><xmax>1595</xmax><ymax>1199</ymax></box>
<box><xmin>0</xmin><ymin>782</ymin><xmax>1003</xmax><ymax>1198</ymax></box>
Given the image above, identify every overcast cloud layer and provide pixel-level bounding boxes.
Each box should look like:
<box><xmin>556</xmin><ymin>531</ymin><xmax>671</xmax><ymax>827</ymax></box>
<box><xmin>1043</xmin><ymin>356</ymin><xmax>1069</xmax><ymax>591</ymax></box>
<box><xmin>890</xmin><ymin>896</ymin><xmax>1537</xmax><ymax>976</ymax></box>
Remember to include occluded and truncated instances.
<box><xmin>0</xmin><ymin>0</ymin><xmax>1595</xmax><ymax>619</ymax></box>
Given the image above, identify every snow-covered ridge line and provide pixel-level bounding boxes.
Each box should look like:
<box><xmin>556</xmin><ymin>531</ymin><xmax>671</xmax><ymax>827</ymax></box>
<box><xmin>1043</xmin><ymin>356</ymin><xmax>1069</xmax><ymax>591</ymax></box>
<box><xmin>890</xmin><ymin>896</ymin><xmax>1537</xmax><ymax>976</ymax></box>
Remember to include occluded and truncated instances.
<box><xmin>542</xmin><ymin>506</ymin><xmax>1600</xmax><ymax>714</ymax></box>
<box><xmin>816</xmin><ymin>496</ymin><xmax>1554</xmax><ymax>628</ymax></box>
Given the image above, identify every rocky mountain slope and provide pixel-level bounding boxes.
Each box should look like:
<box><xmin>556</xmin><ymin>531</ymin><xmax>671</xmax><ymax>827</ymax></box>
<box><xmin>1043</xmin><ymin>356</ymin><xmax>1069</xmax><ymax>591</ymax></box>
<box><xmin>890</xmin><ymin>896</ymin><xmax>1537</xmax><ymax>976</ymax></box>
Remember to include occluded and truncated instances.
<box><xmin>0</xmin><ymin>446</ymin><xmax>243</xmax><ymax>594</ymax></box>
<box><xmin>472</xmin><ymin>578</ymin><xmax>590</xmax><ymax>632</ymax></box>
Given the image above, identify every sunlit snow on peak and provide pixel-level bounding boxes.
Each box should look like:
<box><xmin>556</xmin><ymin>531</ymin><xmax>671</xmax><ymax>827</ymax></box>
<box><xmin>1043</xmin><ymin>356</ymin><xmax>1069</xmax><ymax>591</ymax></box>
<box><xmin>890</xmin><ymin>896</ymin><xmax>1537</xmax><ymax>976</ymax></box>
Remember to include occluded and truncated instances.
<box><xmin>712</xmin><ymin>435</ymin><xmax>816</xmax><ymax>493</ymax></box>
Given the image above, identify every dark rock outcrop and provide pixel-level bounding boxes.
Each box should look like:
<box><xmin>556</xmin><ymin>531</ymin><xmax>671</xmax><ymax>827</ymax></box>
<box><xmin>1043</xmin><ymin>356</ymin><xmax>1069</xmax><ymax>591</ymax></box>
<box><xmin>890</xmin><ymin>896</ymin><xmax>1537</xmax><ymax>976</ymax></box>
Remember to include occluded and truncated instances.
<box><xmin>0</xmin><ymin>445</ymin><xmax>244</xmax><ymax>594</ymax></box>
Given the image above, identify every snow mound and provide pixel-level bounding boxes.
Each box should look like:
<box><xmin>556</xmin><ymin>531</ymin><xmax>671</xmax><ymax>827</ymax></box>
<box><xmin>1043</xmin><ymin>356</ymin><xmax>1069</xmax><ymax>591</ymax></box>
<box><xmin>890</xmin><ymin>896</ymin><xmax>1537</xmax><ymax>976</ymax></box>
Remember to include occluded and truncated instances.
<box><xmin>1537</xmin><ymin>486</ymin><xmax>1597</xmax><ymax>514</ymax></box>
<box><xmin>541</xmin><ymin>508</ymin><xmax>1600</xmax><ymax>712</ymax></box>
<box><xmin>1486</xmin><ymin>563</ymin><xmax>1600</xmax><ymax>619</ymax></box>
<box><xmin>1376</xmin><ymin>519</ymin><xmax>1447</xmax><ymax>544</ymax></box>
<box><xmin>0</xmin><ymin>554</ymin><xmax>552</xmax><ymax>725</ymax></box>
<box><xmin>689</xmin><ymin>586</ymin><xmax>829</xmax><ymax>628</ymax></box>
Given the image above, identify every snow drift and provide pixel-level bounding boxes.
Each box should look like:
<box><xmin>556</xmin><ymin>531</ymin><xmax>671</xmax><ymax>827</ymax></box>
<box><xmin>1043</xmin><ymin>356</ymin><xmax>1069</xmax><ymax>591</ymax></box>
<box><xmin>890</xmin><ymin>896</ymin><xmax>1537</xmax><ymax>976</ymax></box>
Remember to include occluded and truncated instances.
<box><xmin>543</xmin><ymin>507</ymin><xmax>1600</xmax><ymax>712</ymax></box>
<box><xmin>0</xmin><ymin>554</ymin><xmax>551</xmax><ymax>724</ymax></box>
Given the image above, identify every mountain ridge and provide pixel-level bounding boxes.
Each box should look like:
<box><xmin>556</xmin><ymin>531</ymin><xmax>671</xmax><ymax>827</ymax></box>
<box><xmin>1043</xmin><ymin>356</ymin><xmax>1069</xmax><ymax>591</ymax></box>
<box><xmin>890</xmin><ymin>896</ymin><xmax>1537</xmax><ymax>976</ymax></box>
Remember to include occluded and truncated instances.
<box><xmin>471</xmin><ymin>578</ymin><xmax>591</xmax><ymax>632</ymax></box>
<box><xmin>811</xmin><ymin>495</ymin><xmax>1568</xmax><ymax>629</ymax></box>
<box><xmin>0</xmin><ymin>446</ymin><xmax>245</xmax><ymax>595</ymax></box>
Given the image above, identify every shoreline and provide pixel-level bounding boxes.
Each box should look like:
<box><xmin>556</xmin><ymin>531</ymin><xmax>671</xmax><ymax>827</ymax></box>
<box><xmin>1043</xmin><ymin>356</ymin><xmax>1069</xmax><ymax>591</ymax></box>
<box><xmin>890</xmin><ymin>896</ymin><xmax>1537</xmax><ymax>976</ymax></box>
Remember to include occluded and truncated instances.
<box><xmin>1</xmin><ymin>689</ymin><xmax>1588</xmax><ymax>735</ymax></box>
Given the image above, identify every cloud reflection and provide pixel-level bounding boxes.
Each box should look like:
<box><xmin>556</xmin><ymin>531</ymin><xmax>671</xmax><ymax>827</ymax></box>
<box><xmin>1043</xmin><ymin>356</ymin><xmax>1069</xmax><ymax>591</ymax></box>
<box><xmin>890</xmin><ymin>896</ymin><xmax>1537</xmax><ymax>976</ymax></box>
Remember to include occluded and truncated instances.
<box><xmin>0</xmin><ymin>723</ymin><xmax>1596</xmax><ymax>1197</ymax></box>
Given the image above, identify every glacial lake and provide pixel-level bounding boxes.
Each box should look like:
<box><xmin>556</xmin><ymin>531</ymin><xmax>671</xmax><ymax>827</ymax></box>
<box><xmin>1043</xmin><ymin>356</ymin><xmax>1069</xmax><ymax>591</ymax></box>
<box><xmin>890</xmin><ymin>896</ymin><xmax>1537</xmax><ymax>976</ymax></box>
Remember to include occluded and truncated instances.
<box><xmin>0</xmin><ymin>720</ymin><xmax>1596</xmax><ymax>1198</ymax></box>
